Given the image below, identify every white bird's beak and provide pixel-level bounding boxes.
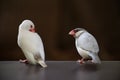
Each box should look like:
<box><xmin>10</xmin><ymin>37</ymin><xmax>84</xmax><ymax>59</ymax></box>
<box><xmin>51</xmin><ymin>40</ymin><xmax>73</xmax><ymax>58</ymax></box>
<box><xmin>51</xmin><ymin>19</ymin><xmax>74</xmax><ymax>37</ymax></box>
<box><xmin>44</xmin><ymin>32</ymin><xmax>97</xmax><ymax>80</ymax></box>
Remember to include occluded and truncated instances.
<box><xmin>29</xmin><ymin>28</ymin><xmax>35</xmax><ymax>32</ymax></box>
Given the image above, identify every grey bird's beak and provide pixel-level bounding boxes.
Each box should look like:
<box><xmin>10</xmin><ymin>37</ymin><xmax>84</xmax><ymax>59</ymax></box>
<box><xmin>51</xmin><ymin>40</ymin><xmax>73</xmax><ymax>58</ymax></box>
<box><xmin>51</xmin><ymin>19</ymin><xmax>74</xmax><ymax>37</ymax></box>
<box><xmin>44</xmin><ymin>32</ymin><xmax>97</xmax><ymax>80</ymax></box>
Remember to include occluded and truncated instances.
<box><xmin>69</xmin><ymin>30</ymin><xmax>75</xmax><ymax>37</ymax></box>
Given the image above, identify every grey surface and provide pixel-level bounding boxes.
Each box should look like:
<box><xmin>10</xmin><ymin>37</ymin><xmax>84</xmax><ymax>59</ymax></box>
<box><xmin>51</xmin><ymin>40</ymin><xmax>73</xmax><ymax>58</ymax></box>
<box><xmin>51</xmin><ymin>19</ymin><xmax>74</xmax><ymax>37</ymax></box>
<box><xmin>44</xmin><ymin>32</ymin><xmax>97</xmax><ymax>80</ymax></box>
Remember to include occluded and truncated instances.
<box><xmin>0</xmin><ymin>61</ymin><xmax>120</xmax><ymax>80</ymax></box>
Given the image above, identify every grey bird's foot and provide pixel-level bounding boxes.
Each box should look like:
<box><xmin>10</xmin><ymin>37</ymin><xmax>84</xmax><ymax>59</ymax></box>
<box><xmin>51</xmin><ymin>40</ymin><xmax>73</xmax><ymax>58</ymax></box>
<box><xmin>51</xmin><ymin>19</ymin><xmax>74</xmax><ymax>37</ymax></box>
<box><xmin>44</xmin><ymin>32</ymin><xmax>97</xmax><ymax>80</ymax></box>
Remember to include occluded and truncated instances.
<box><xmin>77</xmin><ymin>58</ymin><xmax>85</xmax><ymax>64</ymax></box>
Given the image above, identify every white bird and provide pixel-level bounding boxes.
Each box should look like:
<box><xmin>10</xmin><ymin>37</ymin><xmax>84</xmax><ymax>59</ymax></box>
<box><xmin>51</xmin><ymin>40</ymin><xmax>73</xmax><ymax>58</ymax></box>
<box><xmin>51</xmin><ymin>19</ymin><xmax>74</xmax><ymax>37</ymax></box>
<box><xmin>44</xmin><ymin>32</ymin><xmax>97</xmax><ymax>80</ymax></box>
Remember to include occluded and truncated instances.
<box><xmin>17</xmin><ymin>20</ymin><xmax>47</xmax><ymax>67</ymax></box>
<box><xmin>69</xmin><ymin>28</ymin><xmax>101</xmax><ymax>64</ymax></box>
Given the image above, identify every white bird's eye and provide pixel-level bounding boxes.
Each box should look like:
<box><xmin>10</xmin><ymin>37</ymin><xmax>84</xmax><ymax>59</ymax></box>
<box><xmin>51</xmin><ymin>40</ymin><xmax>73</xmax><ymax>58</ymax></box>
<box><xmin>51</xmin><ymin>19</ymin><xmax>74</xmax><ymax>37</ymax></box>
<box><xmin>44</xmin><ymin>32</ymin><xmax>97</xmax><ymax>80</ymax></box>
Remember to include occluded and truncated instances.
<box><xmin>30</xmin><ymin>25</ymin><xmax>33</xmax><ymax>28</ymax></box>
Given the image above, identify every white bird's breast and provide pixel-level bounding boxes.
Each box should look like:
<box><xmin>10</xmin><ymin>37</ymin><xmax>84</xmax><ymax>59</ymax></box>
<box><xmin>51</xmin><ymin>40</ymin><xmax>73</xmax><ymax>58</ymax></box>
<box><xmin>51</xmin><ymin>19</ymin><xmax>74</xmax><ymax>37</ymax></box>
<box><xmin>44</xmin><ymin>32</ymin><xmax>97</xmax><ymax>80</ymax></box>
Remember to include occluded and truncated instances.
<box><xmin>18</xmin><ymin>30</ymin><xmax>45</xmax><ymax>64</ymax></box>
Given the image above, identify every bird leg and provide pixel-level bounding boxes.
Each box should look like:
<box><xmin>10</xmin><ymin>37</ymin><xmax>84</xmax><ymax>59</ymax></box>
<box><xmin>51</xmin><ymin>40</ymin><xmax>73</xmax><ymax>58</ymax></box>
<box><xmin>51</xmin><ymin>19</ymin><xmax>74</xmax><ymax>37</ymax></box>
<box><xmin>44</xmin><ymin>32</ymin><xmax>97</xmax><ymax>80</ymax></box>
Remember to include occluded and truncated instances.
<box><xmin>87</xmin><ymin>60</ymin><xmax>94</xmax><ymax>63</ymax></box>
<box><xmin>19</xmin><ymin>59</ymin><xmax>28</xmax><ymax>63</ymax></box>
<box><xmin>86</xmin><ymin>57</ymin><xmax>94</xmax><ymax>63</ymax></box>
<box><xmin>77</xmin><ymin>58</ymin><xmax>85</xmax><ymax>64</ymax></box>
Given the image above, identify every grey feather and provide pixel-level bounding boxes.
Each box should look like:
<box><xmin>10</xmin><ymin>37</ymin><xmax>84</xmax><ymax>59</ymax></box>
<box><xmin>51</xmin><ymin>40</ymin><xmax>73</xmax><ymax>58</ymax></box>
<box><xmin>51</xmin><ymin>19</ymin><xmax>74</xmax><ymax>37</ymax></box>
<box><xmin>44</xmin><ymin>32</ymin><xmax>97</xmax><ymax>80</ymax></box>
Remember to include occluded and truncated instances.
<box><xmin>74</xmin><ymin>28</ymin><xmax>101</xmax><ymax>64</ymax></box>
<box><xmin>76</xmin><ymin>32</ymin><xmax>99</xmax><ymax>54</ymax></box>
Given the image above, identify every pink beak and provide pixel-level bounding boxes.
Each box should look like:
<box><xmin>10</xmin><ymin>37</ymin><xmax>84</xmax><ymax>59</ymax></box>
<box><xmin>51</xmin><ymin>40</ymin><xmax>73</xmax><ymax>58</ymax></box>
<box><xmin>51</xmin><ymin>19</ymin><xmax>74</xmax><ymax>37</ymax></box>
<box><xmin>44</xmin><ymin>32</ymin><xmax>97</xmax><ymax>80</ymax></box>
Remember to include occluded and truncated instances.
<box><xmin>29</xmin><ymin>28</ymin><xmax>35</xmax><ymax>32</ymax></box>
<box><xmin>69</xmin><ymin>30</ymin><xmax>75</xmax><ymax>36</ymax></box>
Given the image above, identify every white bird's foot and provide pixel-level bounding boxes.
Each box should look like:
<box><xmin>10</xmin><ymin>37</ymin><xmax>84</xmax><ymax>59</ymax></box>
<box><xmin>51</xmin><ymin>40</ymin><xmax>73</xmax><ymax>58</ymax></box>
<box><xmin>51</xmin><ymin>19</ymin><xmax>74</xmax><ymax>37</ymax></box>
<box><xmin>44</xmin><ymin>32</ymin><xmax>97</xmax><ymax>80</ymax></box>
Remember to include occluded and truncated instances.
<box><xmin>19</xmin><ymin>59</ymin><xmax>28</xmax><ymax>63</ymax></box>
<box><xmin>77</xmin><ymin>58</ymin><xmax>85</xmax><ymax>64</ymax></box>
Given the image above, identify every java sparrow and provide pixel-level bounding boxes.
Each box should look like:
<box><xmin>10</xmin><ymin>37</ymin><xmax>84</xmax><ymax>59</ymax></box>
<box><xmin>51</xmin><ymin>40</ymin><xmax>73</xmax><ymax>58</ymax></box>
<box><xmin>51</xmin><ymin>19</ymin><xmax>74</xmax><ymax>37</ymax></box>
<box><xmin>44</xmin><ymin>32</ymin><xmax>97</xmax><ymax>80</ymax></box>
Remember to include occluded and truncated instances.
<box><xmin>17</xmin><ymin>20</ymin><xmax>47</xmax><ymax>67</ymax></box>
<box><xmin>69</xmin><ymin>28</ymin><xmax>101</xmax><ymax>64</ymax></box>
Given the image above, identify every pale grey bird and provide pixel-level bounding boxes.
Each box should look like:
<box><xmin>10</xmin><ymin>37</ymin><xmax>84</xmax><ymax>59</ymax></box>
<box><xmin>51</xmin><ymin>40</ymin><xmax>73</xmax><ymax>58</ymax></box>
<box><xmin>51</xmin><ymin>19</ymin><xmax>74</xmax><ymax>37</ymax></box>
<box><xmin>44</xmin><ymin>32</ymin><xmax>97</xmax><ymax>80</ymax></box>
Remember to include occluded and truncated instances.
<box><xmin>69</xmin><ymin>28</ymin><xmax>101</xmax><ymax>64</ymax></box>
<box><xmin>17</xmin><ymin>20</ymin><xmax>47</xmax><ymax>67</ymax></box>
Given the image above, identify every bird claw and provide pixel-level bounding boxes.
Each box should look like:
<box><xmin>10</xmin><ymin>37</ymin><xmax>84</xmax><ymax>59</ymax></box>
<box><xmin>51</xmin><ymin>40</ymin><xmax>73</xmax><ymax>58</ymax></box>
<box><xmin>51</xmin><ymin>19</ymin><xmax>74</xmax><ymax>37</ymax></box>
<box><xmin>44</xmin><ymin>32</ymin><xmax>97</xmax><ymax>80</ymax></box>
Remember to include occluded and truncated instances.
<box><xmin>77</xmin><ymin>59</ymin><xmax>85</xmax><ymax>64</ymax></box>
<box><xmin>87</xmin><ymin>60</ymin><xmax>93</xmax><ymax>63</ymax></box>
<box><xmin>19</xmin><ymin>59</ymin><xmax>28</xmax><ymax>63</ymax></box>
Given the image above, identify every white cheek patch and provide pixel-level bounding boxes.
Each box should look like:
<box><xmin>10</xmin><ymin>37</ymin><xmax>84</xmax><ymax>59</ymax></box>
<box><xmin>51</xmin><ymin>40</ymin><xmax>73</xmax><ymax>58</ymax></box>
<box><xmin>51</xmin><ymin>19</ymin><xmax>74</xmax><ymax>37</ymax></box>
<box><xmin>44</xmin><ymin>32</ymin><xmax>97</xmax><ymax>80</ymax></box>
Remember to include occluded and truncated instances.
<box><xmin>75</xmin><ymin>31</ymin><xmax>84</xmax><ymax>37</ymax></box>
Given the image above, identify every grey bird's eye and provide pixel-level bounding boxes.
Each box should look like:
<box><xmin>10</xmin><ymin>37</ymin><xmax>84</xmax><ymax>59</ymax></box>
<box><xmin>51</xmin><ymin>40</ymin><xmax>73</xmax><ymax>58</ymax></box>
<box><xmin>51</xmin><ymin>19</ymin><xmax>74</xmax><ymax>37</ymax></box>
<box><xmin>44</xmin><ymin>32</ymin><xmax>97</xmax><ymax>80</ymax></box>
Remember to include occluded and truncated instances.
<box><xmin>74</xmin><ymin>29</ymin><xmax>79</xmax><ymax>33</ymax></box>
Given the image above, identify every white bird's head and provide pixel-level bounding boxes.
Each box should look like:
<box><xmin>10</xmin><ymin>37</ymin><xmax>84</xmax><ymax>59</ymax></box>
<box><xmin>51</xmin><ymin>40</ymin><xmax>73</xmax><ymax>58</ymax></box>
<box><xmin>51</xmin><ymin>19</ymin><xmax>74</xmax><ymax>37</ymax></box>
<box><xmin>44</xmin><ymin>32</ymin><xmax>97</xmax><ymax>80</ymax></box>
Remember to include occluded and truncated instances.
<box><xmin>69</xmin><ymin>28</ymin><xmax>86</xmax><ymax>38</ymax></box>
<box><xmin>19</xmin><ymin>20</ymin><xmax>35</xmax><ymax>32</ymax></box>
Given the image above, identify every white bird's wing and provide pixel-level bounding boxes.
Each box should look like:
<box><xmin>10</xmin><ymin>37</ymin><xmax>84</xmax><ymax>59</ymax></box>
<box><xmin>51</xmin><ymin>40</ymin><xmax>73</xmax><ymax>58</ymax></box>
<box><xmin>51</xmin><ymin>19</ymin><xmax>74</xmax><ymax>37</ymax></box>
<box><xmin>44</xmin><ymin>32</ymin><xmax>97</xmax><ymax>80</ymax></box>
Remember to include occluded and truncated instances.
<box><xmin>31</xmin><ymin>33</ymin><xmax>45</xmax><ymax>61</ymax></box>
<box><xmin>77</xmin><ymin>32</ymin><xmax>99</xmax><ymax>54</ymax></box>
<box><xmin>18</xmin><ymin>31</ymin><xmax>45</xmax><ymax>61</ymax></box>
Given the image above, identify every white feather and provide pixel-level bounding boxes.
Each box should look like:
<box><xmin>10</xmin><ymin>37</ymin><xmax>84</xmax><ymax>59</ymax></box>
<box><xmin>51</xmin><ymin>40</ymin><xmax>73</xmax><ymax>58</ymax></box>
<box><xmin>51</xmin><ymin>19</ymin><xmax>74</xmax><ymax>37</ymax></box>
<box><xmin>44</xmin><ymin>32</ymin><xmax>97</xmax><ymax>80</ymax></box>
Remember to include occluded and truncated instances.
<box><xmin>17</xmin><ymin>20</ymin><xmax>47</xmax><ymax>67</ymax></box>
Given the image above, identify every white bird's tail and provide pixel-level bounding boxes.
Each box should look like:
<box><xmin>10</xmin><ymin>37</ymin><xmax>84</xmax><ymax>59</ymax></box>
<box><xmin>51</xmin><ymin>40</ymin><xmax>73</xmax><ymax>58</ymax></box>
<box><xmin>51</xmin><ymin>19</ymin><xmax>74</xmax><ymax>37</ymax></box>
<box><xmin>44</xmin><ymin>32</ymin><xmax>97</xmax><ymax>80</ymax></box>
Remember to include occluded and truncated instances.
<box><xmin>38</xmin><ymin>60</ymin><xmax>47</xmax><ymax>68</ymax></box>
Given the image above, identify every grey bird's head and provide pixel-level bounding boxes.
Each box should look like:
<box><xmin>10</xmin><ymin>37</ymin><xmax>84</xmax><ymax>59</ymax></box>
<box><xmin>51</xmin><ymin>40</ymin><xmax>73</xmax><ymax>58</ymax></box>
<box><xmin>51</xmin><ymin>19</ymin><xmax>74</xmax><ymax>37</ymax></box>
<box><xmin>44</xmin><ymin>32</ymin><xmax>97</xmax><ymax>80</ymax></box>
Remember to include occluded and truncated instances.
<box><xmin>69</xmin><ymin>28</ymin><xmax>87</xmax><ymax>38</ymax></box>
<box><xmin>19</xmin><ymin>20</ymin><xmax>35</xmax><ymax>32</ymax></box>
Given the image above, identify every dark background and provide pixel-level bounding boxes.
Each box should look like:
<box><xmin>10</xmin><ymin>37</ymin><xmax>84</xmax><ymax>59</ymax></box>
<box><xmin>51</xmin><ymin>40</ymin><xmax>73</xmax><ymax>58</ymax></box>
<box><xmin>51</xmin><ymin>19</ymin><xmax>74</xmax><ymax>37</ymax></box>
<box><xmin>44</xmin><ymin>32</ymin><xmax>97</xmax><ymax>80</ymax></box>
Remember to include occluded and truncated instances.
<box><xmin>0</xmin><ymin>0</ymin><xmax>120</xmax><ymax>61</ymax></box>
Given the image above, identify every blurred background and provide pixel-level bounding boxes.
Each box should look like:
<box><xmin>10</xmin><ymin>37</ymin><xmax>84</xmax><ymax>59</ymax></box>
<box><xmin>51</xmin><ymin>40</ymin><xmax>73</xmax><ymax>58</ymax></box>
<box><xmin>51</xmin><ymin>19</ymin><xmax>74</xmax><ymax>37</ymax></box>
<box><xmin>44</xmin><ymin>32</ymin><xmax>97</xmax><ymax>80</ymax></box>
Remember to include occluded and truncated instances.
<box><xmin>0</xmin><ymin>0</ymin><xmax>120</xmax><ymax>61</ymax></box>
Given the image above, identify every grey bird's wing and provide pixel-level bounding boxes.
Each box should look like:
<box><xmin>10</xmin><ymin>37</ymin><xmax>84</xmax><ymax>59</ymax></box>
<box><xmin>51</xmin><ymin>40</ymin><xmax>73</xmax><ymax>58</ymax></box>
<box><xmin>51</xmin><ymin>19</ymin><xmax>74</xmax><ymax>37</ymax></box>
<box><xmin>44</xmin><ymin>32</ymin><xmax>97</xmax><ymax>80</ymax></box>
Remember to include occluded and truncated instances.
<box><xmin>77</xmin><ymin>32</ymin><xmax>99</xmax><ymax>54</ymax></box>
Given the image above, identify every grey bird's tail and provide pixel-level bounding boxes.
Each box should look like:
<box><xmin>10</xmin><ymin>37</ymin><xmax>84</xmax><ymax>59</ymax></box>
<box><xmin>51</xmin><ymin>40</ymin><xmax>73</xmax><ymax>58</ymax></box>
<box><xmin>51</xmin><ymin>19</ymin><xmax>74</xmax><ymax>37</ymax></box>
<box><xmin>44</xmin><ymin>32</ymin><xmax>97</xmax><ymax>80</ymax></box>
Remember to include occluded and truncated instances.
<box><xmin>89</xmin><ymin>53</ymin><xmax>101</xmax><ymax>64</ymax></box>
